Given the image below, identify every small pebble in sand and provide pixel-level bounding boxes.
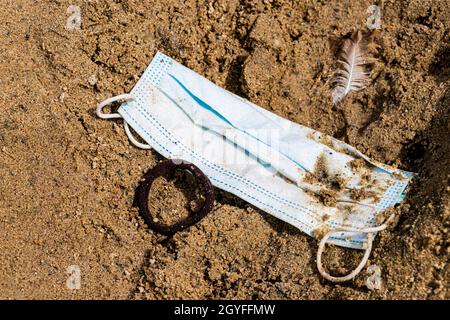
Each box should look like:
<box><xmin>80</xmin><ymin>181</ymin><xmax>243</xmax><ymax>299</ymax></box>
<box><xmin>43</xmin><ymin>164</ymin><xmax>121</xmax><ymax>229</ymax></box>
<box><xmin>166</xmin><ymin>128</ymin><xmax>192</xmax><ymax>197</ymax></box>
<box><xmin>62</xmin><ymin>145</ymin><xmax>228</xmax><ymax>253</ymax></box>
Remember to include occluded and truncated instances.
<box><xmin>66</xmin><ymin>5</ymin><xmax>82</xmax><ymax>30</ymax></box>
<box><xmin>88</xmin><ymin>74</ymin><xmax>98</xmax><ymax>86</ymax></box>
<box><xmin>366</xmin><ymin>264</ymin><xmax>382</xmax><ymax>290</ymax></box>
<box><xmin>59</xmin><ymin>92</ymin><xmax>66</xmax><ymax>103</ymax></box>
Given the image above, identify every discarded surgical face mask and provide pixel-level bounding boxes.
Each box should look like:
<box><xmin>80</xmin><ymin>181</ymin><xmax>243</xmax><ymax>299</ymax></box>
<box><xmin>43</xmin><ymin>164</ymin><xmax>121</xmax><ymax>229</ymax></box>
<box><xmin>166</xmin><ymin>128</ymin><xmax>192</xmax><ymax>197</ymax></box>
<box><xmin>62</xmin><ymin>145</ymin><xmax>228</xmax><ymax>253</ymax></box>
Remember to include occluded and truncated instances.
<box><xmin>97</xmin><ymin>51</ymin><xmax>413</xmax><ymax>282</ymax></box>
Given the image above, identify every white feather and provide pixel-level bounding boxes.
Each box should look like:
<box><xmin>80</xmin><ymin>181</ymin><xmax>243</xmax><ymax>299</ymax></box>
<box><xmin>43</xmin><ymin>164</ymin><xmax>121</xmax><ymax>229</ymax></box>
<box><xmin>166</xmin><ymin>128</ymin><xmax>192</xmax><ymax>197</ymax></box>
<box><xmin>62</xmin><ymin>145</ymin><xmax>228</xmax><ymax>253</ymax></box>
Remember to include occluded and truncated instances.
<box><xmin>332</xmin><ymin>31</ymin><xmax>371</xmax><ymax>104</ymax></box>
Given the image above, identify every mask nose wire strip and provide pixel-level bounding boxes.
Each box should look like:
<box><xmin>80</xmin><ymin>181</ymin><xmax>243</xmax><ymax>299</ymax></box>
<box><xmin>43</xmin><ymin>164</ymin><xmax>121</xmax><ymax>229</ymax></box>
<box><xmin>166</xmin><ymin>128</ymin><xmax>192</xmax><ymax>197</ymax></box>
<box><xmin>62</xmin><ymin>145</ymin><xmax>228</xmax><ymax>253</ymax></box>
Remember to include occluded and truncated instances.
<box><xmin>96</xmin><ymin>94</ymin><xmax>152</xmax><ymax>150</ymax></box>
<box><xmin>316</xmin><ymin>213</ymin><xmax>395</xmax><ymax>282</ymax></box>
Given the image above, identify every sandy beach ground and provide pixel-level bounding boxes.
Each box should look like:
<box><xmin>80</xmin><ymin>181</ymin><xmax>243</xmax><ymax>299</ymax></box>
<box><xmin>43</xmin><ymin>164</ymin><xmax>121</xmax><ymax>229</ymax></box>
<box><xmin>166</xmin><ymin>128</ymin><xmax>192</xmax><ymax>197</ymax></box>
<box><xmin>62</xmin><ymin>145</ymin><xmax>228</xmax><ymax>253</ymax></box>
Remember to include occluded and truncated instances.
<box><xmin>0</xmin><ymin>0</ymin><xmax>448</xmax><ymax>299</ymax></box>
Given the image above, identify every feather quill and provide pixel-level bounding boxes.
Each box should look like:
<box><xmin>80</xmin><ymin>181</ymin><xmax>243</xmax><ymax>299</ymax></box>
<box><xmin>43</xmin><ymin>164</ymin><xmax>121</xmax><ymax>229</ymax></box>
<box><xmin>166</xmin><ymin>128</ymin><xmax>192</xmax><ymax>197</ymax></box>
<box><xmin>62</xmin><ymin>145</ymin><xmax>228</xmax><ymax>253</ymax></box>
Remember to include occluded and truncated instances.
<box><xmin>331</xmin><ymin>30</ymin><xmax>372</xmax><ymax>104</ymax></box>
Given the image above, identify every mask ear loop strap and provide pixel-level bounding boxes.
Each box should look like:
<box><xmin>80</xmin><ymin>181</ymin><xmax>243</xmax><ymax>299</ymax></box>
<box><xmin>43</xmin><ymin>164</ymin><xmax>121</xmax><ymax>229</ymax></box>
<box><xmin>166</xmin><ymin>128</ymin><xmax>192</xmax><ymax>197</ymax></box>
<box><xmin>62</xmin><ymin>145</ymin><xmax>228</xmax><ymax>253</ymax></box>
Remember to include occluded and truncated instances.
<box><xmin>123</xmin><ymin>121</ymin><xmax>152</xmax><ymax>150</ymax></box>
<box><xmin>96</xmin><ymin>94</ymin><xmax>152</xmax><ymax>150</ymax></box>
<box><xmin>96</xmin><ymin>94</ymin><xmax>133</xmax><ymax>119</ymax></box>
<box><xmin>316</xmin><ymin>213</ymin><xmax>395</xmax><ymax>282</ymax></box>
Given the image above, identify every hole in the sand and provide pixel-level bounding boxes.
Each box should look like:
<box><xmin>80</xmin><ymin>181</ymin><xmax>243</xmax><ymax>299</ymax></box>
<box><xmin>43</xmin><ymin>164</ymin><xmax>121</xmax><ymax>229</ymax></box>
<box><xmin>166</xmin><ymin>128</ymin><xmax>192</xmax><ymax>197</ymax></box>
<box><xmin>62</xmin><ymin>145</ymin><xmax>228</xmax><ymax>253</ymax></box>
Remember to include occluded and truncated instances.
<box><xmin>405</xmin><ymin>140</ymin><xmax>426</xmax><ymax>165</ymax></box>
<box><xmin>430</xmin><ymin>45</ymin><xmax>450</xmax><ymax>82</ymax></box>
<box><xmin>147</xmin><ymin>168</ymin><xmax>206</xmax><ymax>226</ymax></box>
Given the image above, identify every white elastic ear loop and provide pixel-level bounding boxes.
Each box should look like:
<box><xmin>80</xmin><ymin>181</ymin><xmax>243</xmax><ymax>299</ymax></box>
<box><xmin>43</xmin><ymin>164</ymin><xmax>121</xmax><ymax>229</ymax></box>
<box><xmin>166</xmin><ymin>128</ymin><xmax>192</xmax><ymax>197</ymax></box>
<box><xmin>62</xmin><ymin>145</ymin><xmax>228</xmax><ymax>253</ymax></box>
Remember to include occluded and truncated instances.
<box><xmin>123</xmin><ymin>121</ymin><xmax>152</xmax><ymax>150</ymax></box>
<box><xmin>316</xmin><ymin>213</ymin><xmax>394</xmax><ymax>282</ymax></box>
<box><xmin>96</xmin><ymin>94</ymin><xmax>133</xmax><ymax>119</ymax></box>
<box><xmin>96</xmin><ymin>94</ymin><xmax>152</xmax><ymax>150</ymax></box>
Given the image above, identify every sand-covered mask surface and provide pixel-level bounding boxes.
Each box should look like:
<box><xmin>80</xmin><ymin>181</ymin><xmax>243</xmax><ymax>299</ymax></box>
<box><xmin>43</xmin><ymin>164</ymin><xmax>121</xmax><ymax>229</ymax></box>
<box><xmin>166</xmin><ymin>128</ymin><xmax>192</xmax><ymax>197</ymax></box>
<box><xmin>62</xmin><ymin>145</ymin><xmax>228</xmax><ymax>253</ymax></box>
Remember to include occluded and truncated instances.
<box><xmin>0</xmin><ymin>0</ymin><xmax>448</xmax><ymax>299</ymax></box>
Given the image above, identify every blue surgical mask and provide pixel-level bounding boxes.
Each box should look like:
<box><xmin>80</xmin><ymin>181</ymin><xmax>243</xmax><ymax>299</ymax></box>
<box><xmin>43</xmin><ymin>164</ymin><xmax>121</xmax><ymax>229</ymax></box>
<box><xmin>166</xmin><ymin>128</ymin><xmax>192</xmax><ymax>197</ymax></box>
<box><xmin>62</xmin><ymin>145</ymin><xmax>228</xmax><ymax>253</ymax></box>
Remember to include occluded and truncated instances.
<box><xmin>96</xmin><ymin>51</ymin><xmax>413</xmax><ymax>282</ymax></box>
